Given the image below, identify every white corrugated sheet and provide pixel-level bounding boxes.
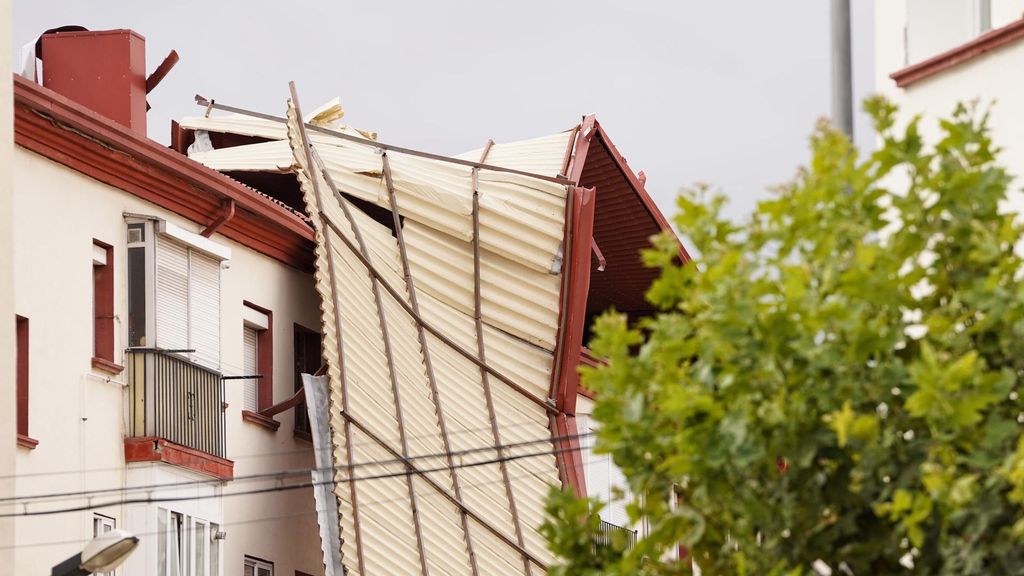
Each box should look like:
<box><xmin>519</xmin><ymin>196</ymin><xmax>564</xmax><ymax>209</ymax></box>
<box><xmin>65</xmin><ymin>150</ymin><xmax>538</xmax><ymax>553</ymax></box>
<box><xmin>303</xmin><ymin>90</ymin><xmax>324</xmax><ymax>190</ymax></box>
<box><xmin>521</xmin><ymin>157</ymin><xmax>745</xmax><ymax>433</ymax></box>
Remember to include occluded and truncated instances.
<box><xmin>198</xmin><ymin>98</ymin><xmax>572</xmax><ymax>575</ymax></box>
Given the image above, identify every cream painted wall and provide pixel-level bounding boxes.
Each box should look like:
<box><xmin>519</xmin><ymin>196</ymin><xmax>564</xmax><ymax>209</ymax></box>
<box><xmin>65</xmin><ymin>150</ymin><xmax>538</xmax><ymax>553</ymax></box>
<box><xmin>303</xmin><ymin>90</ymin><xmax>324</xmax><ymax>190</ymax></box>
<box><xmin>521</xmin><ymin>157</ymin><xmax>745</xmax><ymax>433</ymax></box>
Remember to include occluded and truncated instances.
<box><xmin>11</xmin><ymin>145</ymin><xmax>324</xmax><ymax>575</ymax></box>
<box><xmin>875</xmin><ymin>0</ymin><xmax>1024</xmax><ymax>98</ymax></box>
<box><xmin>0</xmin><ymin>0</ymin><xmax>17</xmax><ymax>568</ymax></box>
<box><xmin>874</xmin><ymin>1</ymin><xmax>1024</xmax><ymax>216</ymax></box>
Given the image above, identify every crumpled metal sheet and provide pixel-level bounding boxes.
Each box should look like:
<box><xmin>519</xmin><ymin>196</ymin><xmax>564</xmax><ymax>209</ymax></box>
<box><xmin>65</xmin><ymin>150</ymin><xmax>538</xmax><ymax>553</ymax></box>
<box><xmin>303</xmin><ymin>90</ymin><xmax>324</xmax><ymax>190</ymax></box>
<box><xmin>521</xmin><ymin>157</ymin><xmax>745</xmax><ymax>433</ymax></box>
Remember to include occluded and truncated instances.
<box><xmin>284</xmin><ymin>95</ymin><xmax>565</xmax><ymax>575</ymax></box>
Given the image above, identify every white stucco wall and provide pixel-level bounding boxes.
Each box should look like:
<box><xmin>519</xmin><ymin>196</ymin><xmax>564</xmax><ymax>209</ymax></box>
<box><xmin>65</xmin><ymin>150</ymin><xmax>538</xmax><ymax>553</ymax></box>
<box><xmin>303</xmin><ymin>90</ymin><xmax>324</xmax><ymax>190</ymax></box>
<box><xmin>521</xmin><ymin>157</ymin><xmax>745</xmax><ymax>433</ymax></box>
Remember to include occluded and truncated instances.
<box><xmin>875</xmin><ymin>1</ymin><xmax>1024</xmax><ymax>216</ymax></box>
<box><xmin>875</xmin><ymin>0</ymin><xmax>1024</xmax><ymax>98</ymax></box>
<box><xmin>11</xmin><ymin>145</ymin><xmax>324</xmax><ymax>575</ymax></box>
<box><xmin>0</xmin><ymin>0</ymin><xmax>16</xmax><ymax>568</ymax></box>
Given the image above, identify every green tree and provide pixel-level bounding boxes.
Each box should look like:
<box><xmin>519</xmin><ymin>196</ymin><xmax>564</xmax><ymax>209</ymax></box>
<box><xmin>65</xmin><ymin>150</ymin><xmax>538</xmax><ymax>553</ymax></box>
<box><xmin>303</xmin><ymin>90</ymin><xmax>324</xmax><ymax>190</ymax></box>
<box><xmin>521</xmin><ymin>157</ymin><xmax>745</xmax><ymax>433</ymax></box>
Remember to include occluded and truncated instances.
<box><xmin>542</xmin><ymin>100</ymin><xmax>1024</xmax><ymax>575</ymax></box>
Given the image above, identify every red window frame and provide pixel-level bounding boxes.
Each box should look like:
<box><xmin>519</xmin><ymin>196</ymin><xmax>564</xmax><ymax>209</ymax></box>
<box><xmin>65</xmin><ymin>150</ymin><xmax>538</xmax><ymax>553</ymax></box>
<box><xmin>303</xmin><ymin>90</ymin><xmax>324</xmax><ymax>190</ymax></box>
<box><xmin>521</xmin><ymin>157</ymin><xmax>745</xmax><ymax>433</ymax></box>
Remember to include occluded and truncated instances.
<box><xmin>16</xmin><ymin>315</ymin><xmax>37</xmax><ymax>449</ymax></box>
<box><xmin>241</xmin><ymin>301</ymin><xmax>277</xmax><ymax>431</ymax></box>
<box><xmin>92</xmin><ymin>240</ymin><xmax>122</xmax><ymax>374</ymax></box>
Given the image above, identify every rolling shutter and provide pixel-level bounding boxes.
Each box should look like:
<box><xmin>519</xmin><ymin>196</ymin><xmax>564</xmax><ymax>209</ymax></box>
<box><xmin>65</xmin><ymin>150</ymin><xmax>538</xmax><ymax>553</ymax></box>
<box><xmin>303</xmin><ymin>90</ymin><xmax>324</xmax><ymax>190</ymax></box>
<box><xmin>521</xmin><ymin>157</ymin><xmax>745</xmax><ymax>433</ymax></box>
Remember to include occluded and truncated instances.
<box><xmin>155</xmin><ymin>238</ymin><xmax>189</xmax><ymax>351</ymax></box>
<box><xmin>243</xmin><ymin>326</ymin><xmax>258</xmax><ymax>411</ymax></box>
<box><xmin>188</xmin><ymin>252</ymin><xmax>221</xmax><ymax>370</ymax></box>
<box><xmin>155</xmin><ymin>236</ymin><xmax>222</xmax><ymax>370</ymax></box>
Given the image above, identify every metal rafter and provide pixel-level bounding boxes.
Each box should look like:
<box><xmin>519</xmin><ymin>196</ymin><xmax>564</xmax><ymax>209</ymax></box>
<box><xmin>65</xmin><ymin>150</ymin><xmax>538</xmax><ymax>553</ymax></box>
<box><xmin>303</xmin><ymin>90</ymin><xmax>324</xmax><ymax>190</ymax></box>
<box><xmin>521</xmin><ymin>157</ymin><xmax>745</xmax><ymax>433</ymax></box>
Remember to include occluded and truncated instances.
<box><xmin>286</xmin><ymin>83</ymin><xmax>366</xmax><ymax>575</ymax></box>
<box><xmin>470</xmin><ymin>141</ymin><xmax>532</xmax><ymax>575</ymax></box>
<box><xmin>194</xmin><ymin>95</ymin><xmax>574</xmax><ymax>186</ymax></box>
<box><xmin>381</xmin><ymin>152</ymin><xmax>480</xmax><ymax>576</ymax></box>
<box><xmin>306</xmin><ymin>145</ymin><xmax>552</xmax><ymax>573</ymax></box>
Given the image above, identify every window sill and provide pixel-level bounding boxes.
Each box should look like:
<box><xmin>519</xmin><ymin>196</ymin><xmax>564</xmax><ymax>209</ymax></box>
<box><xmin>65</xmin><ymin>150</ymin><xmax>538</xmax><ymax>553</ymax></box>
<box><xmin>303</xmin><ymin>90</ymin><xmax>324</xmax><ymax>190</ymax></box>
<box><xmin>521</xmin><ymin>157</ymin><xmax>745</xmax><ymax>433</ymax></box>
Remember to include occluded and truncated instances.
<box><xmin>91</xmin><ymin>356</ymin><xmax>125</xmax><ymax>375</ymax></box>
<box><xmin>293</xmin><ymin>428</ymin><xmax>313</xmax><ymax>443</ymax></box>
<box><xmin>242</xmin><ymin>410</ymin><xmax>281</xmax><ymax>432</ymax></box>
<box><xmin>17</xmin><ymin>434</ymin><xmax>39</xmax><ymax>450</ymax></box>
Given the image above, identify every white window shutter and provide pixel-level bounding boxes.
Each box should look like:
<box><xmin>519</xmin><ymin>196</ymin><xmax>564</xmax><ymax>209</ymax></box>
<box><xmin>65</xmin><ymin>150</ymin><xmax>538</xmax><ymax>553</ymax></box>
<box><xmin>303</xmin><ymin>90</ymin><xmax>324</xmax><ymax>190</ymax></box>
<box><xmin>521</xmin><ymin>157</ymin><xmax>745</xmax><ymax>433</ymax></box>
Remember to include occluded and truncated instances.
<box><xmin>189</xmin><ymin>252</ymin><xmax>221</xmax><ymax>370</ymax></box>
<box><xmin>155</xmin><ymin>238</ymin><xmax>189</xmax><ymax>351</ymax></box>
<box><xmin>243</xmin><ymin>326</ymin><xmax>258</xmax><ymax>411</ymax></box>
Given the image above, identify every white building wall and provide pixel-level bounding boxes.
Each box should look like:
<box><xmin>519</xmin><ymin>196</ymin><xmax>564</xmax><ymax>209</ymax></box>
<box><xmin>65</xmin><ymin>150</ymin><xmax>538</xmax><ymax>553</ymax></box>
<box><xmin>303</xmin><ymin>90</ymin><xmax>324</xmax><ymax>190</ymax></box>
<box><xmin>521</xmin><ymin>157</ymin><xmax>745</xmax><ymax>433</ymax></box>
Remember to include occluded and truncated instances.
<box><xmin>875</xmin><ymin>1</ymin><xmax>1024</xmax><ymax>214</ymax></box>
<box><xmin>875</xmin><ymin>1</ymin><xmax>1024</xmax><ymax>96</ymax></box>
<box><xmin>11</xmin><ymin>146</ymin><xmax>323</xmax><ymax>575</ymax></box>
<box><xmin>575</xmin><ymin>396</ymin><xmax>635</xmax><ymax>532</ymax></box>
<box><xmin>0</xmin><ymin>0</ymin><xmax>16</xmax><ymax>568</ymax></box>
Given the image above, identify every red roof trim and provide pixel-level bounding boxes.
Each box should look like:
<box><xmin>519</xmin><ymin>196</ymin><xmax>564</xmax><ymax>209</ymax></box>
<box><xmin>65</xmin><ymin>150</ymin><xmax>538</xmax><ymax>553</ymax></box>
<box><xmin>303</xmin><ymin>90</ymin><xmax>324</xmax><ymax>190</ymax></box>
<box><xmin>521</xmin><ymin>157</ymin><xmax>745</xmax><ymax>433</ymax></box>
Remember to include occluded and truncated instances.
<box><xmin>12</xmin><ymin>75</ymin><xmax>315</xmax><ymax>270</ymax></box>
<box><xmin>555</xmin><ymin>186</ymin><xmax>596</xmax><ymax>415</ymax></box>
<box><xmin>891</xmin><ymin>18</ymin><xmax>1024</xmax><ymax>88</ymax></box>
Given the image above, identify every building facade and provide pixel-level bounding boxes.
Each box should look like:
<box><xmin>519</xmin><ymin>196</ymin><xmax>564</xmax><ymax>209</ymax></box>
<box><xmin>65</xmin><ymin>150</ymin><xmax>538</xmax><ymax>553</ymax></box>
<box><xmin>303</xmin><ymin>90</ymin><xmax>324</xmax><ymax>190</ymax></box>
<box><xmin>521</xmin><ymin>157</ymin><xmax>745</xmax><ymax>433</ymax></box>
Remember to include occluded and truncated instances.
<box><xmin>4</xmin><ymin>26</ymin><xmax>686</xmax><ymax>576</ymax></box>
<box><xmin>8</xmin><ymin>30</ymin><xmax>323</xmax><ymax>576</ymax></box>
<box><xmin>875</xmin><ymin>0</ymin><xmax>1024</xmax><ymax>211</ymax></box>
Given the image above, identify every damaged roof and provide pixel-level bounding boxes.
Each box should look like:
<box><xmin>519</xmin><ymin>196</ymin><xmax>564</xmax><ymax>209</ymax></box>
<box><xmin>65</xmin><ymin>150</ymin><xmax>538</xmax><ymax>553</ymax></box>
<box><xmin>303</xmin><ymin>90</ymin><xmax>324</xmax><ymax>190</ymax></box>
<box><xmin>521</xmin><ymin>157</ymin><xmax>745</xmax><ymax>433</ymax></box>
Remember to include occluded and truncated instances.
<box><xmin>178</xmin><ymin>90</ymin><xmax>685</xmax><ymax>576</ymax></box>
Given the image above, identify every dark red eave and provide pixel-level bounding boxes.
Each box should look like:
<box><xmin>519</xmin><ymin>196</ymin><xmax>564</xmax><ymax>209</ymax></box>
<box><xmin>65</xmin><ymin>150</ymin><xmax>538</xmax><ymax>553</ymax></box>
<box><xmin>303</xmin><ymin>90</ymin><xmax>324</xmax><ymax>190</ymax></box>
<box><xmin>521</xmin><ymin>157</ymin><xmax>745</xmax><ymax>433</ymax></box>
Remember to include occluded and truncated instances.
<box><xmin>891</xmin><ymin>17</ymin><xmax>1024</xmax><ymax>88</ymax></box>
<box><xmin>11</xmin><ymin>74</ymin><xmax>315</xmax><ymax>271</ymax></box>
<box><xmin>548</xmin><ymin>116</ymin><xmax>690</xmax><ymax>495</ymax></box>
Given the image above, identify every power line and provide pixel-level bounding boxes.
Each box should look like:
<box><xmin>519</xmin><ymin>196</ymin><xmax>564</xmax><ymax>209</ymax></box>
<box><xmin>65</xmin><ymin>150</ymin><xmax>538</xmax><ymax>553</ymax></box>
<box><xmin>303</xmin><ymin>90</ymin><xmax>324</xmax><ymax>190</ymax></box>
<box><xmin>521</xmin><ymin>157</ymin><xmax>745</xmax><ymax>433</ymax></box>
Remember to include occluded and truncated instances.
<box><xmin>3</xmin><ymin>450</ymin><xmax>620</xmax><ymax>552</ymax></box>
<box><xmin>0</xmin><ymin>442</ymin><xmax>585</xmax><ymax>518</ymax></box>
<box><xmin>0</xmin><ymin>415</ymin><xmax>550</xmax><ymax>481</ymax></box>
<box><xmin>0</xmin><ymin>433</ymin><xmax>591</xmax><ymax>511</ymax></box>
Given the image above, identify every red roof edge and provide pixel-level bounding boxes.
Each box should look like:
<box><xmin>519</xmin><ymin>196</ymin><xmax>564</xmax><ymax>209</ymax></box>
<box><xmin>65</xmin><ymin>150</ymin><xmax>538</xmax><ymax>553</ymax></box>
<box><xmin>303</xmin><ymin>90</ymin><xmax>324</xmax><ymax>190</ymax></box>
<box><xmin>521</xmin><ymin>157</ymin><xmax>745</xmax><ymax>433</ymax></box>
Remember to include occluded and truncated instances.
<box><xmin>891</xmin><ymin>17</ymin><xmax>1024</xmax><ymax>88</ymax></box>
<box><xmin>592</xmin><ymin>120</ymin><xmax>691</xmax><ymax>263</ymax></box>
<box><xmin>12</xmin><ymin>74</ymin><xmax>315</xmax><ymax>270</ymax></box>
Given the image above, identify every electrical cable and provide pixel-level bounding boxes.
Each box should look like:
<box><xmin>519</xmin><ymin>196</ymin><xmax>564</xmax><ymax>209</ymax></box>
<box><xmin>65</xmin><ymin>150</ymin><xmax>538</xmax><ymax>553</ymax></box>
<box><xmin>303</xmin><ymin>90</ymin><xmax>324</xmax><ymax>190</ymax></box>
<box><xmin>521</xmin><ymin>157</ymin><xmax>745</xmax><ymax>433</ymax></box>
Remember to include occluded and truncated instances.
<box><xmin>0</xmin><ymin>432</ymin><xmax>592</xmax><ymax>508</ymax></box>
<box><xmin>0</xmin><ymin>442</ymin><xmax>588</xmax><ymax>518</ymax></box>
<box><xmin>2</xmin><ymin>449</ymin><xmax>619</xmax><ymax>551</ymax></box>
<box><xmin>0</xmin><ymin>415</ymin><xmax>550</xmax><ymax>481</ymax></box>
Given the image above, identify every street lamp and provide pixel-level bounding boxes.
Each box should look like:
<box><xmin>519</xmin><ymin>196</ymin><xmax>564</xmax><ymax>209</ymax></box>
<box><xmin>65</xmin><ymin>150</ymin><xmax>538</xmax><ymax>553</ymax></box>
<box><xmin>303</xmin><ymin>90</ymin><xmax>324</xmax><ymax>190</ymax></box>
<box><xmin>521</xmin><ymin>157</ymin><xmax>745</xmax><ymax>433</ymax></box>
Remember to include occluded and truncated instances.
<box><xmin>51</xmin><ymin>529</ymin><xmax>140</xmax><ymax>576</ymax></box>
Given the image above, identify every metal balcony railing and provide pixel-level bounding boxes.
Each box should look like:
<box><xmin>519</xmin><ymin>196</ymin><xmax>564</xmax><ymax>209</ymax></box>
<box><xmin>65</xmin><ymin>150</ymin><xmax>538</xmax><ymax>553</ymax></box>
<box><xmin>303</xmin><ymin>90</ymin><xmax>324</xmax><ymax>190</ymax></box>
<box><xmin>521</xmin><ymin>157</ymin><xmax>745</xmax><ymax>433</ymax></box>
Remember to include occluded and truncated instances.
<box><xmin>595</xmin><ymin>519</ymin><xmax>638</xmax><ymax>551</ymax></box>
<box><xmin>127</xmin><ymin>348</ymin><xmax>226</xmax><ymax>458</ymax></box>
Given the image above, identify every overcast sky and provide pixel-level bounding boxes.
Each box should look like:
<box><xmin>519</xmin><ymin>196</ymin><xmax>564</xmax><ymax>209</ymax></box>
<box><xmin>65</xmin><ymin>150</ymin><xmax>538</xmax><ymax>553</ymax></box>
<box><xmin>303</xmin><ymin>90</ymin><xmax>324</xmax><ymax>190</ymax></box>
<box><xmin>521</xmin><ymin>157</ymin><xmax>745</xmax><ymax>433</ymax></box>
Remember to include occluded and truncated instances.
<box><xmin>13</xmin><ymin>0</ymin><xmax>874</xmax><ymax>221</ymax></box>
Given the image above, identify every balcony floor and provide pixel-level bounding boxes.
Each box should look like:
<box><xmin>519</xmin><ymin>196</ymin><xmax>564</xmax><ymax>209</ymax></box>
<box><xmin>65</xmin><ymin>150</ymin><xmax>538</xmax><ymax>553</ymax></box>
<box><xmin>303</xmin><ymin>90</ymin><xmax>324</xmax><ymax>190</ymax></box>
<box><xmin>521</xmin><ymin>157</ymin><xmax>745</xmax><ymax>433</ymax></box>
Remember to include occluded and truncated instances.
<box><xmin>125</xmin><ymin>436</ymin><xmax>234</xmax><ymax>480</ymax></box>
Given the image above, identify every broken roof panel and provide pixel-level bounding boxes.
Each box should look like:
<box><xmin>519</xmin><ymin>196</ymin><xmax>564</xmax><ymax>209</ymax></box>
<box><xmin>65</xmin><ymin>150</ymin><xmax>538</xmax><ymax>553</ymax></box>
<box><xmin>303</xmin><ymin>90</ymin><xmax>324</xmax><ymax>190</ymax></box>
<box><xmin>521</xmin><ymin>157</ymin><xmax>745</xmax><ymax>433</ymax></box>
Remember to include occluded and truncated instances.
<box><xmin>282</xmin><ymin>92</ymin><xmax>563</xmax><ymax>575</ymax></box>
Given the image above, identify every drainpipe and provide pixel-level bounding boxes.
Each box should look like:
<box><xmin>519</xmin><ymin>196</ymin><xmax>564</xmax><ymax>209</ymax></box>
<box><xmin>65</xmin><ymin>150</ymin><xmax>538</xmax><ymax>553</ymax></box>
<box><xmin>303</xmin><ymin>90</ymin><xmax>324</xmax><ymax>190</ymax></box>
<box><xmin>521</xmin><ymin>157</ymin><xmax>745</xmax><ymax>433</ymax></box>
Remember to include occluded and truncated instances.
<box><xmin>831</xmin><ymin>0</ymin><xmax>854</xmax><ymax>139</ymax></box>
<box><xmin>200</xmin><ymin>199</ymin><xmax>235</xmax><ymax>238</ymax></box>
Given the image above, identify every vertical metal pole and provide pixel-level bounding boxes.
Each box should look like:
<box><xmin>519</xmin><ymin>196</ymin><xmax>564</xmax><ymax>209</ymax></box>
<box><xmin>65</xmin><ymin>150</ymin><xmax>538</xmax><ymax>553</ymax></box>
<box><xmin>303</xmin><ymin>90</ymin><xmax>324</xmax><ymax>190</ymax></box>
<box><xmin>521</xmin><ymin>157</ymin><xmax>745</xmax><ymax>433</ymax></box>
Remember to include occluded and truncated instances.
<box><xmin>831</xmin><ymin>0</ymin><xmax>854</xmax><ymax>138</ymax></box>
<box><xmin>980</xmin><ymin>0</ymin><xmax>992</xmax><ymax>32</ymax></box>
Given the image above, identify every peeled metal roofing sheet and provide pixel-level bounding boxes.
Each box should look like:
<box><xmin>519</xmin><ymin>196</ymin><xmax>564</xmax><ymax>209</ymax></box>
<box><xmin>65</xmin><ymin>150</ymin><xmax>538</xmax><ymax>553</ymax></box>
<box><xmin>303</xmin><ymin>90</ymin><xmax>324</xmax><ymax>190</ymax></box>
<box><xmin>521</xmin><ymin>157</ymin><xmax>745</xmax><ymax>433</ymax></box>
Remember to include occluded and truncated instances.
<box><xmin>284</xmin><ymin>97</ymin><xmax>564</xmax><ymax>575</ymax></box>
<box><xmin>180</xmin><ymin>98</ymin><xmax>376</xmax><ymax>141</ymax></box>
<box><xmin>185</xmin><ymin>115</ymin><xmax>570</xmax><ymax>274</ymax></box>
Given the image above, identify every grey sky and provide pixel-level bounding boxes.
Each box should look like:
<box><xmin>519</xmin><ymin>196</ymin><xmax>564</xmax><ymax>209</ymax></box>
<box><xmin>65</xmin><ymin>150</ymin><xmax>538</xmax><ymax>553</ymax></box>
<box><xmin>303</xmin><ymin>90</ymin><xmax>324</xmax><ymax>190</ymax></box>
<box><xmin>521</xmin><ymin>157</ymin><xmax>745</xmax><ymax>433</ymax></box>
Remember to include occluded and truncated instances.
<box><xmin>13</xmin><ymin>0</ymin><xmax>874</xmax><ymax>221</ymax></box>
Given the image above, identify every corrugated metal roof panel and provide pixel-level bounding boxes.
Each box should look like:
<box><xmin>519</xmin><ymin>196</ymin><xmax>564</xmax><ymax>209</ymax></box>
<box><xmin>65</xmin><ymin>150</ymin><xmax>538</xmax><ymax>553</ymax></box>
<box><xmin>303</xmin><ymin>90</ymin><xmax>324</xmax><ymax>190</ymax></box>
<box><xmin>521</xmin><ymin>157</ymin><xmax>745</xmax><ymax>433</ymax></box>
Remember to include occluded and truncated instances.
<box><xmin>284</xmin><ymin>97</ymin><xmax>563</xmax><ymax>575</ymax></box>
<box><xmin>186</xmin><ymin>119</ymin><xmax>569</xmax><ymax>274</ymax></box>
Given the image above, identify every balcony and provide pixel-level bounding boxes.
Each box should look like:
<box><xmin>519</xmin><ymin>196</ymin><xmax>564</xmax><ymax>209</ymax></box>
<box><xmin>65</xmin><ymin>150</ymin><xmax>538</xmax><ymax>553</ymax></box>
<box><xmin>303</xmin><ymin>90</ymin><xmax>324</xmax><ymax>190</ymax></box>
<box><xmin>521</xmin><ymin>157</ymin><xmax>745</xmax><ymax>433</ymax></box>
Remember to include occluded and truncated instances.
<box><xmin>594</xmin><ymin>519</ymin><xmax>637</xmax><ymax>551</ymax></box>
<box><xmin>125</xmin><ymin>348</ymin><xmax>233</xmax><ymax>479</ymax></box>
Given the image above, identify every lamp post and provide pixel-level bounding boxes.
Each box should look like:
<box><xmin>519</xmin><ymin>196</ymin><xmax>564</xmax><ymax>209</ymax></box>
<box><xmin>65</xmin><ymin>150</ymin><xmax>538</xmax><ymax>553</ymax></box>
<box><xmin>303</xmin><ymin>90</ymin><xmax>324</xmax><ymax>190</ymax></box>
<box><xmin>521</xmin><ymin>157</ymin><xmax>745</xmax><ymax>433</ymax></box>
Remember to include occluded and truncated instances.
<box><xmin>51</xmin><ymin>529</ymin><xmax>139</xmax><ymax>576</ymax></box>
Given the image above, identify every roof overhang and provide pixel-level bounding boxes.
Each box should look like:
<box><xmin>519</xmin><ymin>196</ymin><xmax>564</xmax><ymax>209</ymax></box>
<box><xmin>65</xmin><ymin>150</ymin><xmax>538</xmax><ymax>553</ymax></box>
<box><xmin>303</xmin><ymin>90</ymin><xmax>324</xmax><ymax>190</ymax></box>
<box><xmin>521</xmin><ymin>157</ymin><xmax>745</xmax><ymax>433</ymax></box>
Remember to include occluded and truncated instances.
<box><xmin>11</xmin><ymin>74</ymin><xmax>315</xmax><ymax>270</ymax></box>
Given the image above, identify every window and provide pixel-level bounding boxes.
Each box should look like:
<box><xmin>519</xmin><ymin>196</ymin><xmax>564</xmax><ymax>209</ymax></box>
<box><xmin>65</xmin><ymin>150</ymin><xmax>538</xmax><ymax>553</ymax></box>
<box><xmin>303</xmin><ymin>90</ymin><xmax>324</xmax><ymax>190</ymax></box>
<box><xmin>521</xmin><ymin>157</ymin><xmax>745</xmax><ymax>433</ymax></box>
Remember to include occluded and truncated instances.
<box><xmin>92</xmin><ymin>240</ymin><xmax>121</xmax><ymax>373</ymax></box>
<box><xmin>15</xmin><ymin>315</ymin><xmax>36</xmax><ymax>449</ymax></box>
<box><xmin>242</xmin><ymin>303</ymin><xmax>272</xmax><ymax>413</ymax></box>
<box><xmin>158</xmin><ymin>508</ymin><xmax>218</xmax><ymax>576</ymax></box>
<box><xmin>92</xmin><ymin>514</ymin><xmax>116</xmax><ymax>576</ymax></box>
<box><xmin>244</xmin><ymin>556</ymin><xmax>273</xmax><ymax>576</ymax></box>
<box><xmin>293</xmin><ymin>325</ymin><xmax>322</xmax><ymax>437</ymax></box>
<box><xmin>127</xmin><ymin>219</ymin><xmax>227</xmax><ymax>370</ymax></box>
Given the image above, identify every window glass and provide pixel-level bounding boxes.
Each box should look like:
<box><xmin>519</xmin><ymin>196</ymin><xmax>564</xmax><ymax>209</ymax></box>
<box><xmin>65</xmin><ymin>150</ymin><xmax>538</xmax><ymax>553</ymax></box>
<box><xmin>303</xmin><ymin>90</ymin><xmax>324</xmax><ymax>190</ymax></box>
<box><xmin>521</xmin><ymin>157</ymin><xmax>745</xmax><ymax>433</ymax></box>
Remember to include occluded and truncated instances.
<box><xmin>158</xmin><ymin>508</ymin><xmax>167</xmax><ymax>576</ymax></box>
<box><xmin>194</xmin><ymin>521</ymin><xmax>206</xmax><ymax>576</ymax></box>
<box><xmin>210</xmin><ymin>523</ymin><xmax>220</xmax><ymax>576</ymax></box>
<box><xmin>127</xmin><ymin>224</ymin><xmax>147</xmax><ymax>347</ymax></box>
<box><xmin>170</xmin><ymin>511</ymin><xmax>183</xmax><ymax>576</ymax></box>
<box><xmin>244</xmin><ymin>556</ymin><xmax>273</xmax><ymax>576</ymax></box>
<box><xmin>92</xmin><ymin>515</ymin><xmax>116</xmax><ymax>576</ymax></box>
